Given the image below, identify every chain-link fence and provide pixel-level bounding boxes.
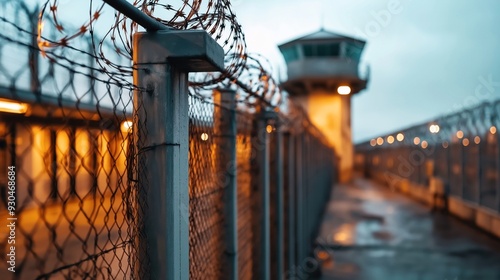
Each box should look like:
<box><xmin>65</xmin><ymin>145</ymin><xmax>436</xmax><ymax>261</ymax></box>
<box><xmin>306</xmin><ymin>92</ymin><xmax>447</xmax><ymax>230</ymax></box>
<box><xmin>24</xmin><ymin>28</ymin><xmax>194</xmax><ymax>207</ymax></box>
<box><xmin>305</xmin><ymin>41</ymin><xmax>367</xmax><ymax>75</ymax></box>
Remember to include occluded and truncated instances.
<box><xmin>188</xmin><ymin>94</ymin><xmax>226</xmax><ymax>279</ymax></box>
<box><xmin>1</xmin><ymin>0</ymin><xmax>339</xmax><ymax>279</ymax></box>
<box><xmin>356</xmin><ymin>101</ymin><xmax>500</xmax><ymax>214</ymax></box>
<box><xmin>185</xmin><ymin>92</ymin><xmax>338</xmax><ymax>280</ymax></box>
<box><xmin>0</xmin><ymin>1</ymin><xmax>140</xmax><ymax>279</ymax></box>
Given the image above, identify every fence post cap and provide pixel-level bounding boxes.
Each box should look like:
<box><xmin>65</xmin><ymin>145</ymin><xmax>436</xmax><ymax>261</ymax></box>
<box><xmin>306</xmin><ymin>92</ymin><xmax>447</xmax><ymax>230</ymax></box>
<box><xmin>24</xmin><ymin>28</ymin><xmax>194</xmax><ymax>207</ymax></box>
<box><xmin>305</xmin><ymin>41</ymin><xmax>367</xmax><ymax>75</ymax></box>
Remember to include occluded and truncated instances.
<box><xmin>134</xmin><ymin>30</ymin><xmax>224</xmax><ymax>72</ymax></box>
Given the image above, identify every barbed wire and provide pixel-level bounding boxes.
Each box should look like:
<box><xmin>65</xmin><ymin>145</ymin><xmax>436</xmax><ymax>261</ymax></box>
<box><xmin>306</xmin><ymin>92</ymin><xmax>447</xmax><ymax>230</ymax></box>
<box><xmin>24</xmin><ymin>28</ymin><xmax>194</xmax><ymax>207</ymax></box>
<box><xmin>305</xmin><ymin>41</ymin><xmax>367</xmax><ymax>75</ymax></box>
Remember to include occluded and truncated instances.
<box><xmin>36</xmin><ymin>0</ymin><xmax>283</xmax><ymax>108</ymax></box>
<box><xmin>0</xmin><ymin>0</ymin><xmax>320</xmax><ymax>133</ymax></box>
<box><xmin>358</xmin><ymin>100</ymin><xmax>500</xmax><ymax>150</ymax></box>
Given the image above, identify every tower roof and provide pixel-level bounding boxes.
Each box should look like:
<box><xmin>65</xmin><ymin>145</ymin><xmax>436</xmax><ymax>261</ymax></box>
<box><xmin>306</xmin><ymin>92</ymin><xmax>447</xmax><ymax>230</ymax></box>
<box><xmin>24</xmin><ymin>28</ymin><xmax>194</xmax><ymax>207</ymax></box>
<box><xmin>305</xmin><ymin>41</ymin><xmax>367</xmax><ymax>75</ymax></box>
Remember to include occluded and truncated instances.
<box><xmin>279</xmin><ymin>29</ymin><xmax>365</xmax><ymax>48</ymax></box>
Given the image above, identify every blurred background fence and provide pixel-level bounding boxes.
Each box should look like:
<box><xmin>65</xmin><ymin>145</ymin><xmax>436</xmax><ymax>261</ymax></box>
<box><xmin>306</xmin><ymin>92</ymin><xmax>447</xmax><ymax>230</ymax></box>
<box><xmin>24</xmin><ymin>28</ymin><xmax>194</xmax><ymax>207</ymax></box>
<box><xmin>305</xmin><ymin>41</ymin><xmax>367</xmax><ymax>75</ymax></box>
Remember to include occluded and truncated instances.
<box><xmin>356</xmin><ymin>101</ymin><xmax>500</xmax><ymax>215</ymax></box>
<box><xmin>0</xmin><ymin>0</ymin><xmax>338</xmax><ymax>279</ymax></box>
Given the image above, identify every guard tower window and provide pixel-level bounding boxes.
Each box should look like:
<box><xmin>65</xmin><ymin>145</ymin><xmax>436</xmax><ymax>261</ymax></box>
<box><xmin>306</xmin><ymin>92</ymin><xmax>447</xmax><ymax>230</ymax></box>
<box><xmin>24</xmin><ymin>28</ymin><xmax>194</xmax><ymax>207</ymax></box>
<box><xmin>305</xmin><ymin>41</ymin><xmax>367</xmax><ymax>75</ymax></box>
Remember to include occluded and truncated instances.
<box><xmin>303</xmin><ymin>43</ymin><xmax>340</xmax><ymax>57</ymax></box>
<box><xmin>345</xmin><ymin>43</ymin><xmax>363</xmax><ymax>61</ymax></box>
<box><xmin>281</xmin><ymin>46</ymin><xmax>299</xmax><ymax>63</ymax></box>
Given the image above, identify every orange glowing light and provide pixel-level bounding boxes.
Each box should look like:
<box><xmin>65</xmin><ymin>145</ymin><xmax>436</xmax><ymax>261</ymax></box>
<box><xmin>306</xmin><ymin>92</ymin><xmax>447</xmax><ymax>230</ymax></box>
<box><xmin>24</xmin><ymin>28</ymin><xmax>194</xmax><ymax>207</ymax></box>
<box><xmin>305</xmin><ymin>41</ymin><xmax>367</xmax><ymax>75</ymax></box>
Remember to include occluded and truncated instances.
<box><xmin>474</xmin><ymin>136</ymin><xmax>481</xmax><ymax>144</ymax></box>
<box><xmin>332</xmin><ymin>224</ymin><xmax>354</xmax><ymax>244</ymax></box>
<box><xmin>120</xmin><ymin>121</ymin><xmax>133</xmax><ymax>133</ymax></box>
<box><xmin>387</xmin><ymin>135</ymin><xmax>395</xmax><ymax>144</ymax></box>
<box><xmin>317</xmin><ymin>251</ymin><xmax>330</xmax><ymax>261</ymax></box>
<box><xmin>266</xmin><ymin>125</ymin><xmax>273</xmax><ymax>134</ymax></box>
<box><xmin>396</xmin><ymin>133</ymin><xmax>404</xmax><ymax>142</ymax></box>
<box><xmin>337</xmin><ymin>86</ymin><xmax>351</xmax><ymax>95</ymax></box>
<box><xmin>421</xmin><ymin>141</ymin><xmax>428</xmax><ymax>149</ymax></box>
<box><xmin>370</xmin><ymin>139</ymin><xmax>377</xmax><ymax>147</ymax></box>
<box><xmin>413</xmin><ymin>137</ymin><xmax>421</xmax><ymax>145</ymax></box>
<box><xmin>490</xmin><ymin>126</ymin><xmax>497</xmax><ymax>135</ymax></box>
<box><xmin>462</xmin><ymin>138</ymin><xmax>470</xmax><ymax>147</ymax></box>
<box><xmin>0</xmin><ymin>99</ymin><xmax>28</xmax><ymax>114</ymax></box>
<box><xmin>456</xmin><ymin>130</ymin><xmax>464</xmax><ymax>139</ymax></box>
<box><xmin>201</xmin><ymin>133</ymin><xmax>209</xmax><ymax>141</ymax></box>
<box><xmin>376</xmin><ymin>137</ymin><xmax>384</xmax><ymax>145</ymax></box>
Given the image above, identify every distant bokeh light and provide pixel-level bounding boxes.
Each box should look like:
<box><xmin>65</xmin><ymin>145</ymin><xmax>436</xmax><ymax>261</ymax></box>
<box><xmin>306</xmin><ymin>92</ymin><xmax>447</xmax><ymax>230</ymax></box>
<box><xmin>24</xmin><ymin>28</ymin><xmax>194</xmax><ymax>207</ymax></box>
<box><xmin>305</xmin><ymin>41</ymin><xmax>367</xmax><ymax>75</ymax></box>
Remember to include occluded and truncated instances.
<box><xmin>429</xmin><ymin>124</ymin><xmax>440</xmax><ymax>134</ymax></box>
<box><xmin>201</xmin><ymin>132</ymin><xmax>209</xmax><ymax>141</ymax></box>
<box><xmin>490</xmin><ymin>126</ymin><xmax>497</xmax><ymax>135</ymax></box>
<box><xmin>421</xmin><ymin>141</ymin><xmax>428</xmax><ymax>149</ymax></box>
<box><xmin>463</xmin><ymin>138</ymin><xmax>470</xmax><ymax>146</ymax></box>
<box><xmin>397</xmin><ymin>133</ymin><xmax>404</xmax><ymax>142</ymax></box>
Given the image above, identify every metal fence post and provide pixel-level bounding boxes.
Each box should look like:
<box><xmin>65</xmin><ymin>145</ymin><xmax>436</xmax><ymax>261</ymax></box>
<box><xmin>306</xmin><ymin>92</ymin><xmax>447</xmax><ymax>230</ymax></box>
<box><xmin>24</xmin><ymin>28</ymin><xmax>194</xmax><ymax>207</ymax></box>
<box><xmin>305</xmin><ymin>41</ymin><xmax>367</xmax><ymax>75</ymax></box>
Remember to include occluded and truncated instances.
<box><xmin>133</xmin><ymin>30</ymin><xmax>223</xmax><ymax>279</ymax></box>
<box><xmin>295</xmin><ymin>133</ymin><xmax>304</xmax><ymax>266</ymax></box>
<box><xmin>497</xmin><ymin>130</ymin><xmax>500</xmax><ymax>212</ymax></box>
<box><xmin>28</xmin><ymin>4</ymin><xmax>40</xmax><ymax>96</ymax></box>
<box><xmin>286</xmin><ymin>132</ymin><xmax>296</xmax><ymax>275</ymax></box>
<box><xmin>460</xmin><ymin>138</ymin><xmax>466</xmax><ymax>199</ymax></box>
<box><xmin>259</xmin><ymin>110</ymin><xmax>271</xmax><ymax>280</ymax></box>
<box><xmin>213</xmin><ymin>88</ymin><xmax>238</xmax><ymax>280</ymax></box>
<box><xmin>477</xmin><ymin>135</ymin><xmax>484</xmax><ymax>205</ymax></box>
<box><xmin>88</xmin><ymin>40</ymin><xmax>96</xmax><ymax>104</ymax></box>
<box><xmin>275</xmin><ymin>119</ymin><xmax>284</xmax><ymax>280</ymax></box>
<box><xmin>302</xmin><ymin>133</ymin><xmax>308</xmax><ymax>263</ymax></box>
<box><xmin>250</xmin><ymin>109</ymin><xmax>276</xmax><ymax>280</ymax></box>
<box><xmin>446</xmin><ymin>139</ymin><xmax>451</xmax><ymax>187</ymax></box>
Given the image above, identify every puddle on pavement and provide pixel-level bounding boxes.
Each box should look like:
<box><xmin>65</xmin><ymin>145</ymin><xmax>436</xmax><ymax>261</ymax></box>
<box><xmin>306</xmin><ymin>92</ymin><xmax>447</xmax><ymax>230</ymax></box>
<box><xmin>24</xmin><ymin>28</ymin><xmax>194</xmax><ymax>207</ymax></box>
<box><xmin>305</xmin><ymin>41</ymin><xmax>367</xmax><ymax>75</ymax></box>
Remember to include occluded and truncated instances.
<box><xmin>367</xmin><ymin>249</ymin><xmax>396</xmax><ymax>258</ymax></box>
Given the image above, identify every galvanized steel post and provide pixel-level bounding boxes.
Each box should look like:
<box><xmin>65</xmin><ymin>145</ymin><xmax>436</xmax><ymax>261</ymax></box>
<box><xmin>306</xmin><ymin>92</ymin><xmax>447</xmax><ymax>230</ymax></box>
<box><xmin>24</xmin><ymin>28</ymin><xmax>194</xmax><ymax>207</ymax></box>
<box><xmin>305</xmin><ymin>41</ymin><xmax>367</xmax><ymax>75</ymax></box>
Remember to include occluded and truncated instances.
<box><xmin>133</xmin><ymin>30</ymin><xmax>223</xmax><ymax>279</ymax></box>
<box><xmin>258</xmin><ymin>109</ymin><xmax>272</xmax><ymax>280</ymax></box>
<box><xmin>497</xmin><ymin>131</ymin><xmax>500</xmax><ymax>212</ymax></box>
<box><xmin>286</xmin><ymin>132</ymin><xmax>296</xmax><ymax>275</ymax></box>
<box><xmin>460</xmin><ymin>137</ymin><xmax>466</xmax><ymax>199</ymax></box>
<box><xmin>275</xmin><ymin>118</ymin><xmax>284</xmax><ymax>280</ymax></box>
<box><xmin>295</xmin><ymin>132</ymin><xmax>304</xmax><ymax>265</ymax></box>
<box><xmin>214</xmin><ymin>88</ymin><xmax>238</xmax><ymax>280</ymax></box>
<box><xmin>477</xmin><ymin>135</ymin><xmax>484</xmax><ymax>205</ymax></box>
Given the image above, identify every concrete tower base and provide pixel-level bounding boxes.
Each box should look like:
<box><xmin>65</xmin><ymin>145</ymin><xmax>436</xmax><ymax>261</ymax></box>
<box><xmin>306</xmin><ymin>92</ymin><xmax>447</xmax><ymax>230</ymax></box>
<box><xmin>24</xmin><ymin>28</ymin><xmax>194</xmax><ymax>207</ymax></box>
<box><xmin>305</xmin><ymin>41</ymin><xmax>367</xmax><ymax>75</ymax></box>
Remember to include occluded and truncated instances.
<box><xmin>293</xmin><ymin>91</ymin><xmax>353</xmax><ymax>183</ymax></box>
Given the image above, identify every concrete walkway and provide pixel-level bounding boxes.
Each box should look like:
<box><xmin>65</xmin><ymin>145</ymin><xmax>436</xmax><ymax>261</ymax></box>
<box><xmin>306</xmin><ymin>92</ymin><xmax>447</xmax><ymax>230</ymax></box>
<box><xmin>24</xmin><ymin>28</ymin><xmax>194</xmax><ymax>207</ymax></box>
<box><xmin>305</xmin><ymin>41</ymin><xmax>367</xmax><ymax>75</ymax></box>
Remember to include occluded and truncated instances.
<box><xmin>313</xmin><ymin>177</ymin><xmax>500</xmax><ymax>280</ymax></box>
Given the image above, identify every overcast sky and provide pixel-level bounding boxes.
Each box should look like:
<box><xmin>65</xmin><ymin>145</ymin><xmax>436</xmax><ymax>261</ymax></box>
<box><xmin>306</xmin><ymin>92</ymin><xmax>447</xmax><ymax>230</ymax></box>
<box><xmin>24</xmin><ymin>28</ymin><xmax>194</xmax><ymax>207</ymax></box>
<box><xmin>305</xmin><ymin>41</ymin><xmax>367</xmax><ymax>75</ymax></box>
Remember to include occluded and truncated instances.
<box><xmin>33</xmin><ymin>0</ymin><xmax>500</xmax><ymax>143</ymax></box>
<box><xmin>230</xmin><ymin>0</ymin><xmax>500</xmax><ymax>143</ymax></box>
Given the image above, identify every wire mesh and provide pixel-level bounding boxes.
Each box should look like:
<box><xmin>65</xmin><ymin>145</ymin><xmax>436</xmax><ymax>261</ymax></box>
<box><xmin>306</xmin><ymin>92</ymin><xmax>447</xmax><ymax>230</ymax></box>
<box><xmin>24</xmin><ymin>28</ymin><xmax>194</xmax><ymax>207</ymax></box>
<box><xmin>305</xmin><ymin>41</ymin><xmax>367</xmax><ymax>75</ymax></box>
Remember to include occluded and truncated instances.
<box><xmin>0</xmin><ymin>1</ymin><xmax>142</xmax><ymax>279</ymax></box>
<box><xmin>188</xmin><ymin>94</ymin><xmax>225</xmax><ymax>280</ymax></box>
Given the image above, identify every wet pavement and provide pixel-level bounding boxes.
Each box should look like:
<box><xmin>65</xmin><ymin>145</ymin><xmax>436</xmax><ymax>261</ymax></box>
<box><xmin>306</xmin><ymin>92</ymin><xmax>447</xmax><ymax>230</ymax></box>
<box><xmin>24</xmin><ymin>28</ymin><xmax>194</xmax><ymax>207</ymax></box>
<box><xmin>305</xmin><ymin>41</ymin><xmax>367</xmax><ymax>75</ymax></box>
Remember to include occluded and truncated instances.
<box><xmin>313</xmin><ymin>177</ymin><xmax>500</xmax><ymax>280</ymax></box>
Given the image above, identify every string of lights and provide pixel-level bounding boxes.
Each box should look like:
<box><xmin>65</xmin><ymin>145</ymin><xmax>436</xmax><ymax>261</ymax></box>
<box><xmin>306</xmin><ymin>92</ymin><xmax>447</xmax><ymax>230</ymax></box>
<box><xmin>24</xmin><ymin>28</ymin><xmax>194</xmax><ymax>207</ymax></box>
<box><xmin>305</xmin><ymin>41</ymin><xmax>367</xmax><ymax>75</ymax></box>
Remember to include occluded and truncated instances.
<box><xmin>360</xmin><ymin>101</ymin><xmax>500</xmax><ymax>151</ymax></box>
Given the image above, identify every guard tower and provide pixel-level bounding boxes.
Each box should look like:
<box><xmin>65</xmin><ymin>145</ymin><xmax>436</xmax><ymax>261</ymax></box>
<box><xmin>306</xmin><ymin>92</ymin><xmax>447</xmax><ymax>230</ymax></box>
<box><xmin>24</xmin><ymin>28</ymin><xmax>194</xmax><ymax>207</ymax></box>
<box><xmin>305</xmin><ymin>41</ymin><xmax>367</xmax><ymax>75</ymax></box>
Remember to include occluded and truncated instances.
<box><xmin>279</xmin><ymin>29</ymin><xmax>368</xmax><ymax>182</ymax></box>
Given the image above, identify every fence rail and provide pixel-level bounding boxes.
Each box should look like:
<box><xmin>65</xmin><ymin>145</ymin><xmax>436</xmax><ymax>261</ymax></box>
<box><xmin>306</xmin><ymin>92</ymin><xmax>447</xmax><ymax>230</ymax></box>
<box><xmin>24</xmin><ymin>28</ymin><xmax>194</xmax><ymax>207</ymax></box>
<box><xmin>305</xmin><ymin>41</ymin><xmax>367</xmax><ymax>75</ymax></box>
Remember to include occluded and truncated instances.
<box><xmin>0</xmin><ymin>0</ymin><xmax>338</xmax><ymax>279</ymax></box>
